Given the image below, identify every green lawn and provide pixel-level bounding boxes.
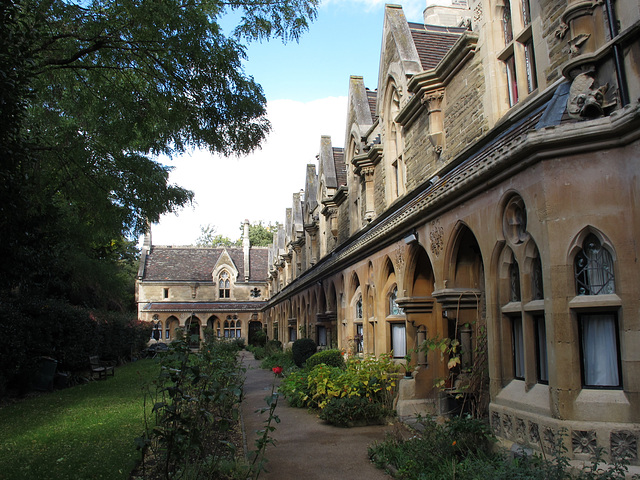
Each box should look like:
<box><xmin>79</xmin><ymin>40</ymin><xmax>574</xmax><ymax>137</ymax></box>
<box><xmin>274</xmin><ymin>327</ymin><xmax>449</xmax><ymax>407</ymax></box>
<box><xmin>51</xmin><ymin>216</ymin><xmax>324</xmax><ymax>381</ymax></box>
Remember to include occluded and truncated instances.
<box><xmin>0</xmin><ymin>359</ymin><xmax>159</xmax><ymax>480</ymax></box>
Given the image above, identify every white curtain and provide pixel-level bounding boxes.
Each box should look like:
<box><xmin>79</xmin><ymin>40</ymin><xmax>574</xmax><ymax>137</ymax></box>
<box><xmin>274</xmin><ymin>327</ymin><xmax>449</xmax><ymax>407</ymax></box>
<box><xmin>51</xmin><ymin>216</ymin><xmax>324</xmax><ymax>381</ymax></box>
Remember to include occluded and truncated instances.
<box><xmin>581</xmin><ymin>314</ymin><xmax>619</xmax><ymax>386</ymax></box>
<box><xmin>392</xmin><ymin>324</ymin><xmax>406</xmax><ymax>358</ymax></box>
<box><xmin>513</xmin><ymin>317</ymin><xmax>525</xmax><ymax>379</ymax></box>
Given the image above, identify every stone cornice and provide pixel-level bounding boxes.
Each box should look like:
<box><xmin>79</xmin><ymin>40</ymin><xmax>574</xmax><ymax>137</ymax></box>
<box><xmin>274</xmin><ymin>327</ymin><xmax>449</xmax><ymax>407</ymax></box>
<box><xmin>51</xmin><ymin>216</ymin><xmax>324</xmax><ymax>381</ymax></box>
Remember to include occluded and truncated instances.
<box><xmin>352</xmin><ymin>144</ymin><xmax>383</xmax><ymax>175</ymax></box>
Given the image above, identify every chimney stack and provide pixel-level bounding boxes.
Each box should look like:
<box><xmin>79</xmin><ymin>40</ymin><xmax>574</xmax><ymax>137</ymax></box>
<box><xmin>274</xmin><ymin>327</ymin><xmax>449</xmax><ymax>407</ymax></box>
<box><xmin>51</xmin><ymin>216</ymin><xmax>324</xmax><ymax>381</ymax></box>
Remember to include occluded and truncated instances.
<box><xmin>243</xmin><ymin>219</ymin><xmax>250</xmax><ymax>282</ymax></box>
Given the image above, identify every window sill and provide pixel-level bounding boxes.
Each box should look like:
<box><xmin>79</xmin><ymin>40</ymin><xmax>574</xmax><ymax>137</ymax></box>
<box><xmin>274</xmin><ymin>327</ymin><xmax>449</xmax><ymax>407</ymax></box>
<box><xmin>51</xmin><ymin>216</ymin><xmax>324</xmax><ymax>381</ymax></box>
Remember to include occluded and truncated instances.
<box><xmin>569</xmin><ymin>294</ymin><xmax>622</xmax><ymax>310</ymax></box>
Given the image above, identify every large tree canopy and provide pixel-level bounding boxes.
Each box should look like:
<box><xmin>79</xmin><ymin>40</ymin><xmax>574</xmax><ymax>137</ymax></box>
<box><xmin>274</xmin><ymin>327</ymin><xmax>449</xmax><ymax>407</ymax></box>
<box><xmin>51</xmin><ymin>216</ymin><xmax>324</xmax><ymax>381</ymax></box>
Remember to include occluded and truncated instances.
<box><xmin>0</xmin><ymin>0</ymin><xmax>318</xmax><ymax>301</ymax></box>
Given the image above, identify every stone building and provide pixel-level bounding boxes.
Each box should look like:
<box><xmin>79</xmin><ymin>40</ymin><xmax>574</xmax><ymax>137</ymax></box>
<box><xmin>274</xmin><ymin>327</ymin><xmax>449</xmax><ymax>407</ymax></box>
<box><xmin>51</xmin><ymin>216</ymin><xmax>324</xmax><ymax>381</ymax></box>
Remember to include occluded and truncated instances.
<box><xmin>264</xmin><ymin>0</ymin><xmax>640</xmax><ymax>466</ymax></box>
<box><xmin>136</xmin><ymin>221</ymin><xmax>269</xmax><ymax>345</ymax></box>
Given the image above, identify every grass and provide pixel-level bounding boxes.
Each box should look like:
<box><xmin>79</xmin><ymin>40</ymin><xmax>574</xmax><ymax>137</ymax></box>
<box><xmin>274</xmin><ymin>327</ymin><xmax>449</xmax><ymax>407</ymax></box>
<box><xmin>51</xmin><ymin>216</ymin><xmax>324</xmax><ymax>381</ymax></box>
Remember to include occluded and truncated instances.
<box><xmin>0</xmin><ymin>359</ymin><xmax>159</xmax><ymax>480</ymax></box>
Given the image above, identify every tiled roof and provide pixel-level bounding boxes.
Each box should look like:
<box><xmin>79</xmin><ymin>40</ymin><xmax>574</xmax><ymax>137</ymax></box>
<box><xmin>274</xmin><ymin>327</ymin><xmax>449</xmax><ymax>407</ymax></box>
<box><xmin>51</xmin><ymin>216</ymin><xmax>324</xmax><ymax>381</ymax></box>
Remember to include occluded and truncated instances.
<box><xmin>408</xmin><ymin>23</ymin><xmax>466</xmax><ymax>71</ymax></box>
<box><xmin>333</xmin><ymin>148</ymin><xmax>347</xmax><ymax>187</ymax></box>
<box><xmin>142</xmin><ymin>246</ymin><xmax>269</xmax><ymax>282</ymax></box>
<box><xmin>142</xmin><ymin>302</ymin><xmax>267</xmax><ymax>312</ymax></box>
<box><xmin>366</xmin><ymin>88</ymin><xmax>378</xmax><ymax>122</ymax></box>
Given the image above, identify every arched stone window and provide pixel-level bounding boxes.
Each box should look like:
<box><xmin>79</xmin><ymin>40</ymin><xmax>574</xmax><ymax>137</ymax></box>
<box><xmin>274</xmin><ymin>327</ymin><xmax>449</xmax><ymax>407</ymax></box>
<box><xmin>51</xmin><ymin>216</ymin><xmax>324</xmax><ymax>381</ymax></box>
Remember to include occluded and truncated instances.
<box><xmin>574</xmin><ymin>234</ymin><xmax>615</xmax><ymax>295</ymax></box>
<box><xmin>572</xmin><ymin>232</ymin><xmax>620</xmax><ymax>387</ymax></box>
<box><xmin>384</xmin><ymin>82</ymin><xmax>405</xmax><ymax>202</ymax></box>
<box><xmin>388</xmin><ymin>286</ymin><xmax>403</xmax><ymax>316</ymax></box>
<box><xmin>224</xmin><ymin>315</ymin><xmax>241</xmax><ymax>338</ymax></box>
<box><xmin>355</xmin><ymin>296</ymin><xmax>363</xmax><ymax>320</ymax></box>
<box><xmin>219</xmin><ymin>270</ymin><xmax>231</xmax><ymax>298</ymax></box>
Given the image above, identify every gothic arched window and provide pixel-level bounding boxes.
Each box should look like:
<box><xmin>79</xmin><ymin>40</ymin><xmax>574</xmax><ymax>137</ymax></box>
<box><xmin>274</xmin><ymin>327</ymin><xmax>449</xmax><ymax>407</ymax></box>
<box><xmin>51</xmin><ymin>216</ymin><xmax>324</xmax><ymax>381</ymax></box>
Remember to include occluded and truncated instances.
<box><xmin>218</xmin><ymin>270</ymin><xmax>231</xmax><ymax>298</ymax></box>
<box><xmin>574</xmin><ymin>234</ymin><xmax>615</xmax><ymax>295</ymax></box>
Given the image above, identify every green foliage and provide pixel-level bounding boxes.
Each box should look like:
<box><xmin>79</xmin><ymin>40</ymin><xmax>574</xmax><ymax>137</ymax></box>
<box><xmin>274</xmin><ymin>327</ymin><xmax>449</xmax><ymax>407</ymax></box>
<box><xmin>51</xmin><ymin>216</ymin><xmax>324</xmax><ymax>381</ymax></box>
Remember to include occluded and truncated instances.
<box><xmin>196</xmin><ymin>224</ymin><xmax>240</xmax><ymax>247</ymax></box>
<box><xmin>319</xmin><ymin>395</ymin><xmax>393</xmax><ymax>427</ymax></box>
<box><xmin>305</xmin><ymin>349</ymin><xmax>346</xmax><ymax>370</ymax></box>
<box><xmin>0</xmin><ymin>295</ymin><xmax>151</xmax><ymax>396</ymax></box>
<box><xmin>0</xmin><ymin>359</ymin><xmax>159</xmax><ymax>480</ymax></box>
<box><xmin>369</xmin><ymin>417</ymin><xmax>636</xmax><ymax>480</ymax></box>
<box><xmin>279</xmin><ymin>354</ymin><xmax>399</xmax><ymax>421</ymax></box>
<box><xmin>245</xmin><ymin>221</ymin><xmax>279</xmax><ymax>247</ymax></box>
<box><xmin>260</xmin><ymin>349</ymin><xmax>296</xmax><ymax>372</ymax></box>
<box><xmin>138</xmin><ymin>333</ymin><xmax>249</xmax><ymax>479</ymax></box>
<box><xmin>292</xmin><ymin>337</ymin><xmax>317</xmax><ymax>367</ymax></box>
<box><xmin>251</xmin><ymin>328</ymin><xmax>267</xmax><ymax>347</ymax></box>
<box><xmin>0</xmin><ymin>0</ymin><xmax>319</xmax><ymax>305</ymax></box>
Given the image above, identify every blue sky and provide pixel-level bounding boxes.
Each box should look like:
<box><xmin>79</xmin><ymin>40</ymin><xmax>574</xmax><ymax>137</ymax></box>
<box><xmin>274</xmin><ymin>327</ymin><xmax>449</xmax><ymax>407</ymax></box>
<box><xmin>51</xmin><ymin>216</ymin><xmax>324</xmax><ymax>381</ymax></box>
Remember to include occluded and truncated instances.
<box><xmin>149</xmin><ymin>1</ymin><xmax>427</xmax><ymax>246</ymax></box>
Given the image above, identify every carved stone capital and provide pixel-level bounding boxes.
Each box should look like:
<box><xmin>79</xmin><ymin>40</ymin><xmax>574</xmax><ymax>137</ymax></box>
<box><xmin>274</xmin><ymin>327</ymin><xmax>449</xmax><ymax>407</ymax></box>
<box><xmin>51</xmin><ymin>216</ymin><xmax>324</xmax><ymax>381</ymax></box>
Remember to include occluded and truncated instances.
<box><xmin>421</xmin><ymin>89</ymin><xmax>445</xmax><ymax>113</ymax></box>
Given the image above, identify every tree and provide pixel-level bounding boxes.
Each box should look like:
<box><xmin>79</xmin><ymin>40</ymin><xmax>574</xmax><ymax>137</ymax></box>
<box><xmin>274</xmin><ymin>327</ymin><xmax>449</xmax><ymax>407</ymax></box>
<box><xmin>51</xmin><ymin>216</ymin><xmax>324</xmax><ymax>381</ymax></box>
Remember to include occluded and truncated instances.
<box><xmin>244</xmin><ymin>221</ymin><xmax>279</xmax><ymax>246</ymax></box>
<box><xmin>196</xmin><ymin>224</ymin><xmax>240</xmax><ymax>247</ymax></box>
<box><xmin>0</xmin><ymin>0</ymin><xmax>318</xmax><ymax>299</ymax></box>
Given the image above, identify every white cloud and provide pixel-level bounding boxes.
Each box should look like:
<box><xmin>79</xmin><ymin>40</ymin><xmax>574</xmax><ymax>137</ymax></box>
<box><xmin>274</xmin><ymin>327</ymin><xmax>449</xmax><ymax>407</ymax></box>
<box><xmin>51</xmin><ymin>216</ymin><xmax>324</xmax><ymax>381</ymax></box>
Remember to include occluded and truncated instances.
<box><xmin>149</xmin><ymin>96</ymin><xmax>348</xmax><ymax>246</ymax></box>
<box><xmin>319</xmin><ymin>0</ymin><xmax>426</xmax><ymax>20</ymax></box>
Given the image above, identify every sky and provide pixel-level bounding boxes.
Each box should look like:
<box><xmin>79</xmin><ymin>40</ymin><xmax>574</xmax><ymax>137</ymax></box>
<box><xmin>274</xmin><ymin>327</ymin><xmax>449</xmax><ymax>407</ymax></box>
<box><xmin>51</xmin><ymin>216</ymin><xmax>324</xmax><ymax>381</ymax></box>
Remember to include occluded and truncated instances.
<box><xmin>148</xmin><ymin>0</ymin><xmax>428</xmax><ymax>246</ymax></box>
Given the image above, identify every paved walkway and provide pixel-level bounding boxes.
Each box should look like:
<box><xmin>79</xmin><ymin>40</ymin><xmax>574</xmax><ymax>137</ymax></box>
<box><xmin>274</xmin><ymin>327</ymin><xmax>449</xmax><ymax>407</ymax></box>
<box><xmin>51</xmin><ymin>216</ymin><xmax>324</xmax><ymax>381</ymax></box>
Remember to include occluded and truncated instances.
<box><xmin>239</xmin><ymin>351</ymin><xmax>397</xmax><ymax>480</ymax></box>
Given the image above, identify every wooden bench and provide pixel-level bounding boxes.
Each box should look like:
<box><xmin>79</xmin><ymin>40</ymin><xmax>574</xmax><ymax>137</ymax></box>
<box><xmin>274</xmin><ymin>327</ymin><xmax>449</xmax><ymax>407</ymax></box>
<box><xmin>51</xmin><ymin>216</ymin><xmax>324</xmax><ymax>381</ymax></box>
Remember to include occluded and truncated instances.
<box><xmin>89</xmin><ymin>356</ymin><xmax>115</xmax><ymax>380</ymax></box>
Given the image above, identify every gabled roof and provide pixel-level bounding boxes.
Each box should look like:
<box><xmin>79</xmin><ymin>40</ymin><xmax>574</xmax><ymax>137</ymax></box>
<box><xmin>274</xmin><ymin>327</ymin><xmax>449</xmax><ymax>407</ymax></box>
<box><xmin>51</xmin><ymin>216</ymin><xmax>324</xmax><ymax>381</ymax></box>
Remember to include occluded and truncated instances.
<box><xmin>408</xmin><ymin>23</ymin><xmax>466</xmax><ymax>71</ymax></box>
<box><xmin>142</xmin><ymin>246</ymin><xmax>269</xmax><ymax>282</ymax></box>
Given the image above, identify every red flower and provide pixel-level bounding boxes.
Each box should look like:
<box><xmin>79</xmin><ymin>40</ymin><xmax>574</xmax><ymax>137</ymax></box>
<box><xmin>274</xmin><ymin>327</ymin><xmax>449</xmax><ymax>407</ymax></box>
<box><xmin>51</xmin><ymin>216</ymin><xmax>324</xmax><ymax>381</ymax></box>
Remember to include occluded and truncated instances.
<box><xmin>272</xmin><ymin>366</ymin><xmax>283</xmax><ymax>376</ymax></box>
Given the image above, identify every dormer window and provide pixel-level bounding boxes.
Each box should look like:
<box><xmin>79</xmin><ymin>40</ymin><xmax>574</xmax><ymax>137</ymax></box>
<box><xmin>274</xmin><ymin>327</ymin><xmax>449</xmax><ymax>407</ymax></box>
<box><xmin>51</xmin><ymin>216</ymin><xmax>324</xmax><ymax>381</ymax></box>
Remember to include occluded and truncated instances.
<box><xmin>219</xmin><ymin>270</ymin><xmax>230</xmax><ymax>298</ymax></box>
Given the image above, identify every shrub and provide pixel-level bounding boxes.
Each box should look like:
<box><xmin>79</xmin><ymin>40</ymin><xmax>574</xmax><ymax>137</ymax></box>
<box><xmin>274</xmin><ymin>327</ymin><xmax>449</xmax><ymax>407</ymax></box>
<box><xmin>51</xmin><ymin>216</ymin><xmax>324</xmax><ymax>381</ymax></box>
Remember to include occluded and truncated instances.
<box><xmin>292</xmin><ymin>338</ymin><xmax>317</xmax><ymax>367</ymax></box>
<box><xmin>319</xmin><ymin>395</ymin><xmax>392</xmax><ymax>427</ymax></box>
<box><xmin>260</xmin><ymin>349</ymin><xmax>295</xmax><ymax>371</ymax></box>
<box><xmin>251</xmin><ymin>329</ymin><xmax>267</xmax><ymax>347</ymax></box>
<box><xmin>266</xmin><ymin>339</ymin><xmax>282</xmax><ymax>353</ymax></box>
<box><xmin>305</xmin><ymin>349</ymin><xmax>345</xmax><ymax>370</ymax></box>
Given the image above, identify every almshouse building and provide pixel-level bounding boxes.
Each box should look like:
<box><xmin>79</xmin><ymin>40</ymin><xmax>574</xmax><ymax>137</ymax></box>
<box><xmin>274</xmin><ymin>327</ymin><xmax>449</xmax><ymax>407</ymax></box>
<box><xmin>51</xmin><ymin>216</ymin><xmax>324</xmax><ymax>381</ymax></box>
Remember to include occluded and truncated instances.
<box><xmin>262</xmin><ymin>0</ymin><xmax>640</xmax><ymax>466</ymax></box>
<box><xmin>136</xmin><ymin>221</ymin><xmax>269</xmax><ymax>345</ymax></box>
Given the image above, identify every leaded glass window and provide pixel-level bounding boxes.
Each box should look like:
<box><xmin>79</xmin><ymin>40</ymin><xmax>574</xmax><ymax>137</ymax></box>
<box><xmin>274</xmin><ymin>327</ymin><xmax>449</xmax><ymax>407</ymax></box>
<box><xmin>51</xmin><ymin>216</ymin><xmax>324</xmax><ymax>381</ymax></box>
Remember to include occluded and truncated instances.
<box><xmin>575</xmin><ymin>234</ymin><xmax>615</xmax><ymax>295</ymax></box>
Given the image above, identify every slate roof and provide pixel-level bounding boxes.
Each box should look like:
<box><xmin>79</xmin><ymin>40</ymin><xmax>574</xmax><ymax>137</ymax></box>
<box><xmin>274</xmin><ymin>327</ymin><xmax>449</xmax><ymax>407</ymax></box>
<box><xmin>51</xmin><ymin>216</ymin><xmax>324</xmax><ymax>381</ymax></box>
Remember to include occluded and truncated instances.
<box><xmin>408</xmin><ymin>23</ymin><xmax>466</xmax><ymax>71</ymax></box>
<box><xmin>333</xmin><ymin>148</ymin><xmax>347</xmax><ymax>187</ymax></box>
<box><xmin>366</xmin><ymin>88</ymin><xmax>379</xmax><ymax>123</ymax></box>
<box><xmin>142</xmin><ymin>246</ymin><xmax>269</xmax><ymax>282</ymax></box>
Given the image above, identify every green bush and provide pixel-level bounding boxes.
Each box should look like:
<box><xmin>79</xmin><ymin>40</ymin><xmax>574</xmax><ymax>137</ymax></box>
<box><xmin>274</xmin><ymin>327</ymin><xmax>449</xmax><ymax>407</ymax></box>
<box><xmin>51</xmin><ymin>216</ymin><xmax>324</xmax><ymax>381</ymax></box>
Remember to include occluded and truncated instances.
<box><xmin>292</xmin><ymin>337</ymin><xmax>317</xmax><ymax>367</ymax></box>
<box><xmin>0</xmin><ymin>295</ymin><xmax>151</xmax><ymax>395</ymax></box>
<box><xmin>280</xmin><ymin>353</ymin><xmax>398</xmax><ymax>413</ymax></box>
<box><xmin>369</xmin><ymin>416</ymin><xmax>634</xmax><ymax>480</ymax></box>
<box><xmin>266</xmin><ymin>339</ymin><xmax>282</xmax><ymax>353</ymax></box>
<box><xmin>305</xmin><ymin>349</ymin><xmax>345</xmax><ymax>370</ymax></box>
<box><xmin>260</xmin><ymin>349</ymin><xmax>295</xmax><ymax>371</ymax></box>
<box><xmin>251</xmin><ymin>329</ymin><xmax>267</xmax><ymax>347</ymax></box>
<box><xmin>319</xmin><ymin>395</ymin><xmax>392</xmax><ymax>427</ymax></box>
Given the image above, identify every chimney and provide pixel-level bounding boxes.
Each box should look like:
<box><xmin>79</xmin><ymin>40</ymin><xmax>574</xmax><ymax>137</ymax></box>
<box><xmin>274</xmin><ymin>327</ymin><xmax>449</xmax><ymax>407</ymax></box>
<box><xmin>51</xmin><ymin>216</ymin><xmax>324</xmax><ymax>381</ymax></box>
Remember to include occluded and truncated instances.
<box><xmin>243</xmin><ymin>219</ymin><xmax>250</xmax><ymax>282</ymax></box>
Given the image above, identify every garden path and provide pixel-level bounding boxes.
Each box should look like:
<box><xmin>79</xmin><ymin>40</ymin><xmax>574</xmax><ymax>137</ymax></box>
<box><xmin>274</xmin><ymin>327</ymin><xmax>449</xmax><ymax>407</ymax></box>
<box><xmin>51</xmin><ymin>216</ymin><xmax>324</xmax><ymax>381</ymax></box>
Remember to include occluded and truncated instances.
<box><xmin>240</xmin><ymin>351</ymin><xmax>397</xmax><ymax>480</ymax></box>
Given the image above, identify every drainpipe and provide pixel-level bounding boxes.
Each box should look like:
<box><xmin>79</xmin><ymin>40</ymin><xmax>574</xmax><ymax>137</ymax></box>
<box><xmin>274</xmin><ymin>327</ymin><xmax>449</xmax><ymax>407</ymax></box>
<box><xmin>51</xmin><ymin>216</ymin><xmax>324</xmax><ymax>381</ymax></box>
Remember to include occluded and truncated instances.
<box><xmin>604</xmin><ymin>0</ymin><xmax>630</xmax><ymax>107</ymax></box>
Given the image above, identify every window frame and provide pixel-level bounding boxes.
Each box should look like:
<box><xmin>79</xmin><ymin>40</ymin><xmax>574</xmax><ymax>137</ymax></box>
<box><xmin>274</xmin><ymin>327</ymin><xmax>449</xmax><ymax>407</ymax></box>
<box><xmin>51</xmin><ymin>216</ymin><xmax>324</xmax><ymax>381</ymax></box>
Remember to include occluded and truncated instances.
<box><xmin>578</xmin><ymin>312</ymin><xmax>622</xmax><ymax>389</ymax></box>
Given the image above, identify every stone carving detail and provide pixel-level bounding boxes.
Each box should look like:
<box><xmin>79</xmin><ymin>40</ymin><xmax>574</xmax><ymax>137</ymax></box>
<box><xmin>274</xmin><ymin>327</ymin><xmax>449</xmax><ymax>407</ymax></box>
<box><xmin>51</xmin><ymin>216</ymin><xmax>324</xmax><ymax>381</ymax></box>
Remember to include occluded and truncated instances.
<box><xmin>572</xmin><ymin>430</ymin><xmax>597</xmax><ymax>456</ymax></box>
<box><xmin>516</xmin><ymin>418</ymin><xmax>526</xmax><ymax>443</ymax></box>
<box><xmin>502</xmin><ymin>414</ymin><xmax>513</xmax><ymax>438</ymax></box>
<box><xmin>567</xmin><ymin>72</ymin><xmax>610</xmax><ymax>119</ymax></box>
<box><xmin>565</xmin><ymin>33</ymin><xmax>591</xmax><ymax>57</ymax></box>
<box><xmin>610</xmin><ymin>431</ymin><xmax>638</xmax><ymax>462</ymax></box>
<box><xmin>395</xmin><ymin>243</ymin><xmax>405</xmax><ymax>271</ymax></box>
<box><xmin>555</xmin><ymin>21</ymin><xmax>569</xmax><ymax>39</ymax></box>
<box><xmin>473</xmin><ymin>2</ymin><xmax>483</xmax><ymax>23</ymax></box>
<box><xmin>529</xmin><ymin>422</ymin><xmax>540</xmax><ymax>444</ymax></box>
<box><xmin>543</xmin><ymin>427</ymin><xmax>557</xmax><ymax>452</ymax></box>
<box><xmin>429</xmin><ymin>220</ymin><xmax>445</xmax><ymax>257</ymax></box>
<box><xmin>492</xmin><ymin>412</ymin><xmax>501</xmax><ymax>436</ymax></box>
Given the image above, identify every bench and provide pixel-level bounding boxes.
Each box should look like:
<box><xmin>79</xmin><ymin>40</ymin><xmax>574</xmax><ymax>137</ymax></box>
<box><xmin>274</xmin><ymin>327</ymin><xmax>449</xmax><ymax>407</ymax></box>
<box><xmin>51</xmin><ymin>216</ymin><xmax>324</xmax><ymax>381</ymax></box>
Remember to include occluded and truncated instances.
<box><xmin>89</xmin><ymin>356</ymin><xmax>115</xmax><ymax>380</ymax></box>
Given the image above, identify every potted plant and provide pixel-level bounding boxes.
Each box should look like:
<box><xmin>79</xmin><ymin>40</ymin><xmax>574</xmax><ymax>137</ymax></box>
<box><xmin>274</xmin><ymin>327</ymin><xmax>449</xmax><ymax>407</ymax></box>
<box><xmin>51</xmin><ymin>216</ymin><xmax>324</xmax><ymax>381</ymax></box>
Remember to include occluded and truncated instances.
<box><xmin>402</xmin><ymin>352</ymin><xmax>413</xmax><ymax>378</ymax></box>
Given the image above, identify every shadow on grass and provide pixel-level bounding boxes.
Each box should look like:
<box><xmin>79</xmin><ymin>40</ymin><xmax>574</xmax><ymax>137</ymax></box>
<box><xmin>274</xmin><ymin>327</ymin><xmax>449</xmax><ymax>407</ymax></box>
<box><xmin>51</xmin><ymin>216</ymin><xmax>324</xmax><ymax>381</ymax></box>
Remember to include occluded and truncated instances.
<box><xmin>0</xmin><ymin>359</ymin><xmax>160</xmax><ymax>480</ymax></box>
